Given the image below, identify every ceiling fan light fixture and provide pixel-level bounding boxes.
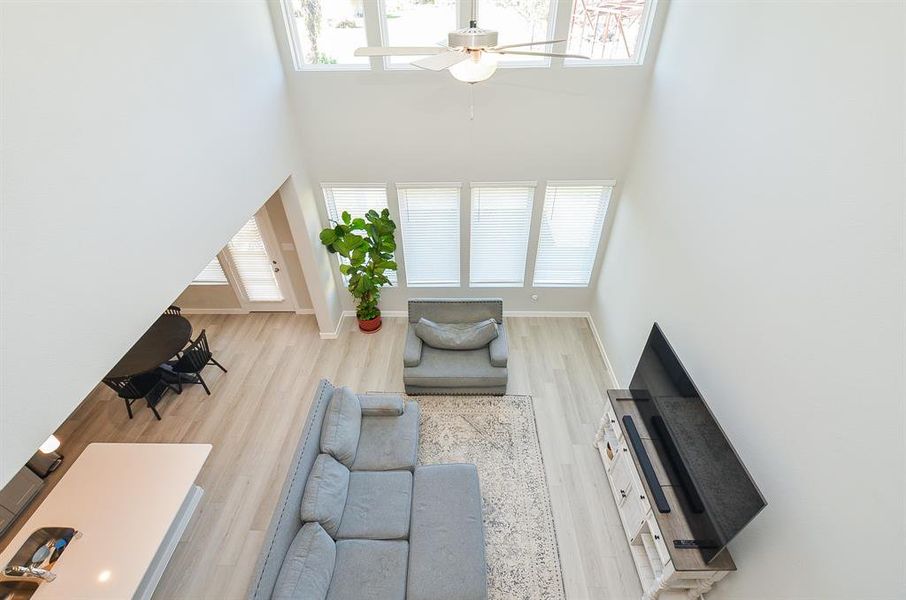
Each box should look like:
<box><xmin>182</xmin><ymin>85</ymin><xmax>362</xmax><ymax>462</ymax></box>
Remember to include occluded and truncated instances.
<box><xmin>449</xmin><ymin>50</ymin><xmax>498</xmax><ymax>83</ymax></box>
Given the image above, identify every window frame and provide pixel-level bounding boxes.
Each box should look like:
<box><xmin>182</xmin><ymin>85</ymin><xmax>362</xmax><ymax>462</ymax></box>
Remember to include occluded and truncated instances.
<box><xmin>395</xmin><ymin>182</ymin><xmax>463</xmax><ymax>288</ymax></box>
<box><xmin>563</xmin><ymin>0</ymin><xmax>659</xmax><ymax>68</ymax></box>
<box><xmin>468</xmin><ymin>181</ymin><xmax>536</xmax><ymax>287</ymax></box>
<box><xmin>378</xmin><ymin>0</ymin><xmax>459</xmax><ymax>71</ymax></box>
<box><xmin>321</xmin><ymin>183</ymin><xmax>397</xmax><ymax>286</ymax></box>
<box><xmin>281</xmin><ymin>0</ymin><xmax>374</xmax><ymax>72</ymax></box>
<box><xmin>475</xmin><ymin>0</ymin><xmax>560</xmax><ymax>69</ymax></box>
<box><xmin>192</xmin><ymin>255</ymin><xmax>229</xmax><ymax>286</ymax></box>
<box><xmin>279</xmin><ymin>0</ymin><xmax>659</xmax><ymax>72</ymax></box>
<box><xmin>531</xmin><ymin>179</ymin><xmax>615</xmax><ymax>288</ymax></box>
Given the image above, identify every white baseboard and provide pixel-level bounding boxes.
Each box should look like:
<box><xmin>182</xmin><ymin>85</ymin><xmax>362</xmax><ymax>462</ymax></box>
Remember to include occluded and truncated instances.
<box><xmin>585</xmin><ymin>313</ymin><xmax>622</xmax><ymax>388</ymax></box>
<box><xmin>340</xmin><ymin>310</ymin><xmax>408</xmax><ymax>318</ymax></box>
<box><xmin>181</xmin><ymin>308</ymin><xmax>317</xmax><ymax>316</ymax></box>
<box><xmin>319</xmin><ymin>313</ymin><xmax>346</xmax><ymax>340</ymax></box>
<box><xmin>179</xmin><ymin>308</ymin><xmax>249</xmax><ymax>315</ymax></box>
<box><xmin>351</xmin><ymin>309</ymin><xmax>593</xmax><ymax>319</ymax></box>
<box><xmin>503</xmin><ymin>310</ymin><xmax>591</xmax><ymax>318</ymax></box>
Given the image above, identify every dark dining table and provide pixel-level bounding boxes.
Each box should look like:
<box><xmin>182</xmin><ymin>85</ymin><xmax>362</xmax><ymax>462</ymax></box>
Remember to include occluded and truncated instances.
<box><xmin>106</xmin><ymin>314</ymin><xmax>193</xmax><ymax>379</ymax></box>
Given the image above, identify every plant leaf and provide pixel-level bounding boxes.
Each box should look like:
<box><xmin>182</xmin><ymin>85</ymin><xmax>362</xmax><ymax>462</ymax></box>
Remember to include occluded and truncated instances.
<box><xmin>319</xmin><ymin>229</ymin><xmax>337</xmax><ymax>245</ymax></box>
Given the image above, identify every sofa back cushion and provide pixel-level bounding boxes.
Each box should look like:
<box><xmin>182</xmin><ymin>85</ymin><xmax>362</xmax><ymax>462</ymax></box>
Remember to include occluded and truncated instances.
<box><xmin>272</xmin><ymin>522</ymin><xmax>336</xmax><ymax>600</ymax></box>
<box><xmin>320</xmin><ymin>386</ymin><xmax>361</xmax><ymax>468</ymax></box>
<box><xmin>415</xmin><ymin>318</ymin><xmax>499</xmax><ymax>351</ymax></box>
<box><xmin>301</xmin><ymin>454</ymin><xmax>350</xmax><ymax>538</ymax></box>
<box><xmin>408</xmin><ymin>298</ymin><xmax>503</xmax><ymax>324</ymax></box>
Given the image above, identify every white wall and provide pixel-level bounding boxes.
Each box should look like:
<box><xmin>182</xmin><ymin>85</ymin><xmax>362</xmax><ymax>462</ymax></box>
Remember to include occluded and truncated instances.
<box><xmin>0</xmin><ymin>1</ymin><xmax>336</xmax><ymax>485</ymax></box>
<box><xmin>590</xmin><ymin>1</ymin><xmax>905</xmax><ymax>597</ymax></box>
<box><xmin>269</xmin><ymin>2</ymin><xmax>667</xmax><ymax>313</ymax></box>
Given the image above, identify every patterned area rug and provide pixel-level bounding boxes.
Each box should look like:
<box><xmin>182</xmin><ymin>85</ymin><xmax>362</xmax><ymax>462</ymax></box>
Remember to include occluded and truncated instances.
<box><xmin>416</xmin><ymin>395</ymin><xmax>566</xmax><ymax>600</ymax></box>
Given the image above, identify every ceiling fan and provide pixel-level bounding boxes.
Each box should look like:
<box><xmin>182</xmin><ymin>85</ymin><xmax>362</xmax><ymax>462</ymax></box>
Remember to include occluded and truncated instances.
<box><xmin>354</xmin><ymin>10</ymin><xmax>590</xmax><ymax>84</ymax></box>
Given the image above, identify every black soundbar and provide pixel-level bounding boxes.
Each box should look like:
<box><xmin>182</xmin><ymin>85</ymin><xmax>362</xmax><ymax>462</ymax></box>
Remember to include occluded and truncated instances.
<box><xmin>622</xmin><ymin>415</ymin><xmax>671</xmax><ymax>513</ymax></box>
<box><xmin>650</xmin><ymin>415</ymin><xmax>706</xmax><ymax>514</ymax></box>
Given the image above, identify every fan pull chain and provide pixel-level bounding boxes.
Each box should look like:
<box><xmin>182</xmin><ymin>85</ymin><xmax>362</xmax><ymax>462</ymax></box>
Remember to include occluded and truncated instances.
<box><xmin>469</xmin><ymin>83</ymin><xmax>475</xmax><ymax>120</ymax></box>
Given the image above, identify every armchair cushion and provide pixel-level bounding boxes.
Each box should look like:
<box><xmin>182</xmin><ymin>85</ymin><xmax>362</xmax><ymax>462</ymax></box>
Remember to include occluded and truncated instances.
<box><xmin>272</xmin><ymin>523</ymin><xmax>336</xmax><ymax>600</ymax></box>
<box><xmin>404</xmin><ymin>346</ymin><xmax>507</xmax><ymax>389</ymax></box>
<box><xmin>358</xmin><ymin>394</ymin><xmax>405</xmax><ymax>417</ymax></box>
<box><xmin>300</xmin><ymin>454</ymin><xmax>350</xmax><ymax>538</ymax></box>
<box><xmin>403</xmin><ymin>326</ymin><xmax>423</xmax><ymax>367</ymax></box>
<box><xmin>415</xmin><ymin>318</ymin><xmax>499</xmax><ymax>351</ymax></box>
<box><xmin>320</xmin><ymin>387</ymin><xmax>361</xmax><ymax>468</ymax></box>
<box><xmin>488</xmin><ymin>323</ymin><xmax>508</xmax><ymax>368</ymax></box>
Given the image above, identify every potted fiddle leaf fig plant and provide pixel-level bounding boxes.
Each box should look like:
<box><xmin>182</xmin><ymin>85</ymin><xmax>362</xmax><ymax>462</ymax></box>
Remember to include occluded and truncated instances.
<box><xmin>319</xmin><ymin>209</ymin><xmax>398</xmax><ymax>333</ymax></box>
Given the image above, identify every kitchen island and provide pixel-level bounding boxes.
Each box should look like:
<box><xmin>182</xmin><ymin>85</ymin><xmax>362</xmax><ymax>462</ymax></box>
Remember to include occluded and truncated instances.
<box><xmin>0</xmin><ymin>443</ymin><xmax>211</xmax><ymax>599</ymax></box>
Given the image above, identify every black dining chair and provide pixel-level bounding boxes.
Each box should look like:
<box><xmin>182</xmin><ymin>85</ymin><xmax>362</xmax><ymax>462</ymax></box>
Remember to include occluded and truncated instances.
<box><xmin>103</xmin><ymin>370</ymin><xmax>178</xmax><ymax>420</ymax></box>
<box><xmin>165</xmin><ymin>305</ymin><xmax>181</xmax><ymax>315</ymax></box>
<box><xmin>167</xmin><ymin>330</ymin><xmax>227</xmax><ymax>395</ymax></box>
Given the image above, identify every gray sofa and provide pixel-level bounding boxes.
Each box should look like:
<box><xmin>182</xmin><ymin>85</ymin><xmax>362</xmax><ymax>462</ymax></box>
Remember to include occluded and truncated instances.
<box><xmin>248</xmin><ymin>379</ymin><xmax>488</xmax><ymax>600</ymax></box>
<box><xmin>403</xmin><ymin>298</ymin><xmax>508</xmax><ymax>395</ymax></box>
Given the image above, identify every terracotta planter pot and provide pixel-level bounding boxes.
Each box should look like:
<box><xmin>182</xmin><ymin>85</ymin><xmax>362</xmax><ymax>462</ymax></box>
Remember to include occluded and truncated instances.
<box><xmin>358</xmin><ymin>315</ymin><xmax>382</xmax><ymax>333</ymax></box>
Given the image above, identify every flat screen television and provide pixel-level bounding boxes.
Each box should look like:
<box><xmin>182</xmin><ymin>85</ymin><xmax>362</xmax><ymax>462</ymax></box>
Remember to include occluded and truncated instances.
<box><xmin>628</xmin><ymin>323</ymin><xmax>767</xmax><ymax>563</ymax></box>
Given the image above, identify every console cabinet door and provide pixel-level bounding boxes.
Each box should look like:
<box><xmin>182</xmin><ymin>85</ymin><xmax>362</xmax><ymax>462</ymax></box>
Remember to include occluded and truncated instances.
<box><xmin>0</xmin><ymin>467</ymin><xmax>43</xmax><ymax>514</ymax></box>
<box><xmin>610</xmin><ymin>450</ymin><xmax>647</xmax><ymax>538</ymax></box>
<box><xmin>0</xmin><ymin>505</ymin><xmax>15</xmax><ymax>536</ymax></box>
<box><xmin>621</xmin><ymin>484</ymin><xmax>646</xmax><ymax>538</ymax></box>
<box><xmin>647</xmin><ymin>515</ymin><xmax>671</xmax><ymax>566</ymax></box>
<box><xmin>609</xmin><ymin>449</ymin><xmax>633</xmax><ymax>505</ymax></box>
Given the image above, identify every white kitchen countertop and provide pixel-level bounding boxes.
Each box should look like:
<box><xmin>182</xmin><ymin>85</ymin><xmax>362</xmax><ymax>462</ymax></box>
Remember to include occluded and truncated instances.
<box><xmin>0</xmin><ymin>443</ymin><xmax>211</xmax><ymax>599</ymax></box>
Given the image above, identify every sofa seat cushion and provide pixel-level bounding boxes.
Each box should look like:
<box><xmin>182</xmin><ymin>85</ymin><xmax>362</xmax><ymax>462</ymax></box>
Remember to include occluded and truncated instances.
<box><xmin>272</xmin><ymin>522</ymin><xmax>336</xmax><ymax>600</ymax></box>
<box><xmin>414</xmin><ymin>317</ymin><xmax>499</xmax><ymax>350</ymax></box>
<box><xmin>407</xmin><ymin>464</ymin><xmax>487</xmax><ymax>600</ymax></box>
<box><xmin>326</xmin><ymin>539</ymin><xmax>408</xmax><ymax>600</ymax></box>
<box><xmin>403</xmin><ymin>345</ymin><xmax>507</xmax><ymax>388</ymax></box>
<box><xmin>301</xmin><ymin>454</ymin><xmax>350</xmax><ymax>538</ymax></box>
<box><xmin>320</xmin><ymin>387</ymin><xmax>361</xmax><ymax>468</ymax></box>
<box><xmin>351</xmin><ymin>401</ymin><xmax>419</xmax><ymax>472</ymax></box>
<box><xmin>337</xmin><ymin>470</ymin><xmax>412</xmax><ymax>540</ymax></box>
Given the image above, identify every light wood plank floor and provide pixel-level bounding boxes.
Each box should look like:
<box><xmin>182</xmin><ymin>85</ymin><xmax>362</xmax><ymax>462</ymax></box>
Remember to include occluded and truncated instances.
<box><xmin>0</xmin><ymin>315</ymin><xmax>642</xmax><ymax>600</ymax></box>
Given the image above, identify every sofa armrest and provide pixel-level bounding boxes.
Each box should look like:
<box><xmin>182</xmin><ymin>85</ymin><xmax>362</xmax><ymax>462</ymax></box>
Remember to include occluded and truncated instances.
<box><xmin>489</xmin><ymin>323</ymin><xmax>508</xmax><ymax>368</ymax></box>
<box><xmin>358</xmin><ymin>394</ymin><xmax>404</xmax><ymax>416</ymax></box>
<box><xmin>404</xmin><ymin>325</ymin><xmax>423</xmax><ymax>367</ymax></box>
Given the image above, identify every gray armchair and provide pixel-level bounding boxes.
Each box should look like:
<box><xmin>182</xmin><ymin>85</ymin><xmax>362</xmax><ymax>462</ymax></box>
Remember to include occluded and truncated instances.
<box><xmin>403</xmin><ymin>298</ymin><xmax>508</xmax><ymax>395</ymax></box>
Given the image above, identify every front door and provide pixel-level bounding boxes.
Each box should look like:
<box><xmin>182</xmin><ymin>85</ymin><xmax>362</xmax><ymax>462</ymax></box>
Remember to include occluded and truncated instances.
<box><xmin>219</xmin><ymin>207</ymin><xmax>297</xmax><ymax>312</ymax></box>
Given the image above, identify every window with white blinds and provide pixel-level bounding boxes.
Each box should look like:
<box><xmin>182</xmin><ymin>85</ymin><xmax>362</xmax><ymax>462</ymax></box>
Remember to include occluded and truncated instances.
<box><xmin>193</xmin><ymin>256</ymin><xmax>228</xmax><ymax>285</ymax></box>
<box><xmin>396</xmin><ymin>184</ymin><xmax>461</xmax><ymax>286</ymax></box>
<box><xmin>322</xmin><ymin>185</ymin><xmax>396</xmax><ymax>285</ymax></box>
<box><xmin>470</xmin><ymin>184</ymin><xmax>535</xmax><ymax>286</ymax></box>
<box><xmin>533</xmin><ymin>182</ymin><xmax>613</xmax><ymax>287</ymax></box>
<box><xmin>227</xmin><ymin>217</ymin><xmax>284</xmax><ymax>302</ymax></box>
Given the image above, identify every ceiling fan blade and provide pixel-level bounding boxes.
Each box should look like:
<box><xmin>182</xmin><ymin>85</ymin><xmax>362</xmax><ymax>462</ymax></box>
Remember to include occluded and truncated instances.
<box><xmin>490</xmin><ymin>49</ymin><xmax>590</xmax><ymax>60</ymax></box>
<box><xmin>411</xmin><ymin>50</ymin><xmax>470</xmax><ymax>71</ymax></box>
<box><xmin>491</xmin><ymin>39</ymin><xmax>566</xmax><ymax>52</ymax></box>
<box><xmin>354</xmin><ymin>46</ymin><xmax>447</xmax><ymax>57</ymax></box>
